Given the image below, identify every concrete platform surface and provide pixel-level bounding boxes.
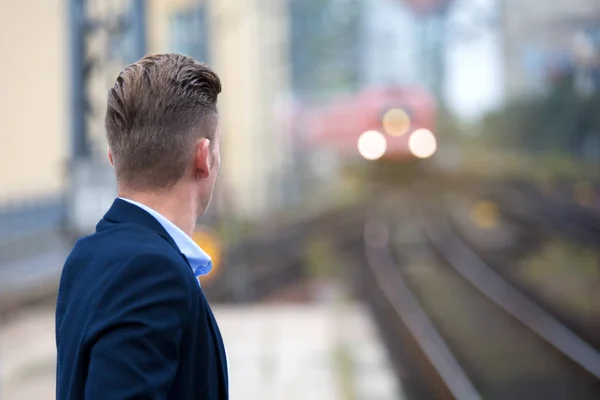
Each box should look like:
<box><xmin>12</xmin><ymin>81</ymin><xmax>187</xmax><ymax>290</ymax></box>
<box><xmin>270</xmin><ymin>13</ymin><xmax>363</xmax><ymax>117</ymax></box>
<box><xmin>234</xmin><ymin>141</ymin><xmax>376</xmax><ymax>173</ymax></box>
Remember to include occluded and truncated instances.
<box><xmin>0</xmin><ymin>303</ymin><xmax>402</xmax><ymax>400</ymax></box>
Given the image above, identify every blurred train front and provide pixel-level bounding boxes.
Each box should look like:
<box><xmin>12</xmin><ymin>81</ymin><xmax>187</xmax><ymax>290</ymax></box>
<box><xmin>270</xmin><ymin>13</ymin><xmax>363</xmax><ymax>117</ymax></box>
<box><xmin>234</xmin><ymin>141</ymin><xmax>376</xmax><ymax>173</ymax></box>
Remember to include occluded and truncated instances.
<box><xmin>291</xmin><ymin>84</ymin><xmax>438</xmax><ymax>185</ymax></box>
<box><xmin>297</xmin><ymin>85</ymin><xmax>437</xmax><ymax>161</ymax></box>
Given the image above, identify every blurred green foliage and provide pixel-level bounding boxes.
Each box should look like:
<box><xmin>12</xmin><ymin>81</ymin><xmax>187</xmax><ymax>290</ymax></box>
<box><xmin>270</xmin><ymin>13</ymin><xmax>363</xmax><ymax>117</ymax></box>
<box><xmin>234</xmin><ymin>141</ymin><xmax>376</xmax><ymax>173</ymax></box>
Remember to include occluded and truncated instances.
<box><xmin>478</xmin><ymin>72</ymin><xmax>600</xmax><ymax>157</ymax></box>
<box><xmin>305</xmin><ymin>236</ymin><xmax>338</xmax><ymax>279</ymax></box>
<box><xmin>519</xmin><ymin>238</ymin><xmax>600</xmax><ymax>318</ymax></box>
<box><xmin>435</xmin><ymin>105</ymin><xmax>470</xmax><ymax>145</ymax></box>
<box><xmin>435</xmin><ymin>71</ymin><xmax>600</xmax><ymax>181</ymax></box>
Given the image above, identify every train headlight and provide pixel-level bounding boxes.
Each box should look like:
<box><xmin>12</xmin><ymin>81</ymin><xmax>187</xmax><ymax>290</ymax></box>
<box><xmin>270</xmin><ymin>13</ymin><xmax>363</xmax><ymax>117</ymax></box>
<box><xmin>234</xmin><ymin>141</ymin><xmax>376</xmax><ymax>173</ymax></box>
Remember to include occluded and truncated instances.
<box><xmin>382</xmin><ymin>108</ymin><xmax>411</xmax><ymax>136</ymax></box>
<box><xmin>408</xmin><ymin>129</ymin><xmax>437</xmax><ymax>159</ymax></box>
<box><xmin>358</xmin><ymin>130</ymin><xmax>387</xmax><ymax>160</ymax></box>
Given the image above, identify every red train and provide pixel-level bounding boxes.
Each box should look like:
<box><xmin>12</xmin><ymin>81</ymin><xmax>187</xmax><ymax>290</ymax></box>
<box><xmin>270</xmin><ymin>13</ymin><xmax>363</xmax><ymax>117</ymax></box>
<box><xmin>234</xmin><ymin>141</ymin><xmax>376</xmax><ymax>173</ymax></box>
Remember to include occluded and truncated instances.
<box><xmin>295</xmin><ymin>85</ymin><xmax>438</xmax><ymax>161</ymax></box>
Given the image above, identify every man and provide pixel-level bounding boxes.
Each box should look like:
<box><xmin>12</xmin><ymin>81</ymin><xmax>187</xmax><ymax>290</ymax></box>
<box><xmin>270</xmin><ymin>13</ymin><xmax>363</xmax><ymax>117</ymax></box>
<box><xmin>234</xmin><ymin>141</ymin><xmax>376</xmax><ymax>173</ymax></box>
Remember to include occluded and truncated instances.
<box><xmin>55</xmin><ymin>53</ymin><xmax>228</xmax><ymax>399</ymax></box>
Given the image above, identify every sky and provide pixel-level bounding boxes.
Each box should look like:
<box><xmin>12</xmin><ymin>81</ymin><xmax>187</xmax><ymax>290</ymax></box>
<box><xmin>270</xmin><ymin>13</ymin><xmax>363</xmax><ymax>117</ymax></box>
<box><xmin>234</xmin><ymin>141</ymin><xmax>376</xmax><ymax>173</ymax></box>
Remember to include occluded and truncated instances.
<box><xmin>443</xmin><ymin>0</ymin><xmax>503</xmax><ymax>120</ymax></box>
<box><xmin>364</xmin><ymin>0</ymin><xmax>504</xmax><ymax>121</ymax></box>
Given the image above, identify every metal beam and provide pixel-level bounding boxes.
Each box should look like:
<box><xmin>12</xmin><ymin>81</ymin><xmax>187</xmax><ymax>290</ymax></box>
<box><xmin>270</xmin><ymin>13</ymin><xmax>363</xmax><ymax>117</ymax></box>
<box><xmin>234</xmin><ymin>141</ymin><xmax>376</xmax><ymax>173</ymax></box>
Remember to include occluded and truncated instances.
<box><xmin>68</xmin><ymin>0</ymin><xmax>89</xmax><ymax>160</ymax></box>
<box><xmin>131</xmin><ymin>0</ymin><xmax>148</xmax><ymax>60</ymax></box>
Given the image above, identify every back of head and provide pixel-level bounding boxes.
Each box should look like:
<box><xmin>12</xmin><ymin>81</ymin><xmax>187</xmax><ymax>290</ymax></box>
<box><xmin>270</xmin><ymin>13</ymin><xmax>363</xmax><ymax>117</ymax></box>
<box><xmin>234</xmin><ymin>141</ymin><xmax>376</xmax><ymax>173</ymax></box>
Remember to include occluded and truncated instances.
<box><xmin>105</xmin><ymin>53</ymin><xmax>222</xmax><ymax>191</ymax></box>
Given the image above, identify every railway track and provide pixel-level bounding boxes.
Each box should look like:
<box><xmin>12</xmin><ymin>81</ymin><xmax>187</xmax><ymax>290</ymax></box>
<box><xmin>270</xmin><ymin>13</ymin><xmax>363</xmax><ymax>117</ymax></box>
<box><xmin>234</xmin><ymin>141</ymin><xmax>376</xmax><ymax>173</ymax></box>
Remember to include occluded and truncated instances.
<box><xmin>478</xmin><ymin>180</ymin><xmax>600</xmax><ymax>246</ymax></box>
<box><xmin>440</xmin><ymin>181</ymin><xmax>600</xmax><ymax>352</ymax></box>
<box><xmin>350</xmin><ymin>191</ymin><xmax>600</xmax><ymax>399</ymax></box>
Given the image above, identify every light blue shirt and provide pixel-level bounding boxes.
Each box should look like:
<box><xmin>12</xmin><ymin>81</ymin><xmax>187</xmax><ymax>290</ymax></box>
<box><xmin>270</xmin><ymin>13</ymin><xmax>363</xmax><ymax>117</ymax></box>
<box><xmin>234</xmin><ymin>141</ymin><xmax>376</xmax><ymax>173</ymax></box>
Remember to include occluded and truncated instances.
<box><xmin>119</xmin><ymin>198</ymin><xmax>213</xmax><ymax>282</ymax></box>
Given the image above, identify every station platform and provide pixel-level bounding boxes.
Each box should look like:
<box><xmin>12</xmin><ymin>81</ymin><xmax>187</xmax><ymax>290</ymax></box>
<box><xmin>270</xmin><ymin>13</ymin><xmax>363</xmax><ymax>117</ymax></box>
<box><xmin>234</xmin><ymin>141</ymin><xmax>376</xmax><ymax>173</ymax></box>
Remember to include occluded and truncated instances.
<box><xmin>1</xmin><ymin>302</ymin><xmax>402</xmax><ymax>400</ymax></box>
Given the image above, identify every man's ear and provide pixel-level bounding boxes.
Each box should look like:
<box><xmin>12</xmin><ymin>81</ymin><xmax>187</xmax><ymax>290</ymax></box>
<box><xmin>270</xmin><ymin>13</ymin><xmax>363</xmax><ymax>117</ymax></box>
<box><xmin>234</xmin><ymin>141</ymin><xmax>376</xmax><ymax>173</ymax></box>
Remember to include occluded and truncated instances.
<box><xmin>195</xmin><ymin>138</ymin><xmax>211</xmax><ymax>179</ymax></box>
<box><xmin>107</xmin><ymin>146</ymin><xmax>114</xmax><ymax>167</ymax></box>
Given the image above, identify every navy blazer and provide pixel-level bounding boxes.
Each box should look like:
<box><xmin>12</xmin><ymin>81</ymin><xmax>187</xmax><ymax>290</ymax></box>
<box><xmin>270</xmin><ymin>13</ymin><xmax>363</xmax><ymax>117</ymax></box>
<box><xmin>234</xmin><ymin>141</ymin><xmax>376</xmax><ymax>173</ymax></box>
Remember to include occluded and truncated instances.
<box><xmin>55</xmin><ymin>198</ymin><xmax>228</xmax><ymax>399</ymax></box>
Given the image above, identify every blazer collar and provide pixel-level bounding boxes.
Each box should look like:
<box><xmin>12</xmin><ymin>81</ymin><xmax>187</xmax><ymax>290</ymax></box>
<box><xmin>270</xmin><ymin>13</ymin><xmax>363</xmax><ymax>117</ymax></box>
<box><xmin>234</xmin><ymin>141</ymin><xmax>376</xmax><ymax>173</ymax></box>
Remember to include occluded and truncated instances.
<box><xmin>98</xmin><ymin>198</ymin><xmax>179</xmax><ymax>251</ymax></box>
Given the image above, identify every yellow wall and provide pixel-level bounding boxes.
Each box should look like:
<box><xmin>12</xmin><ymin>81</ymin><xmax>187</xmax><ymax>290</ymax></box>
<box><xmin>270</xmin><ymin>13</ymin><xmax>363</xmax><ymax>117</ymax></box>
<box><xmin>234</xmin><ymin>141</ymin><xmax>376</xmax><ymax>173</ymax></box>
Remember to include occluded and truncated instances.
<box><xmin>0</xmin><ymin>0</ymin><xmax>68</xmax><ymax>201</ymax></box>
<box><xmin>148</xmin><ymin>0</ymin><xmax>198</xmax><ymax>53</ymax></box>
<box><xmin>151</xmin><ymin>0</ymin><xmax>293</xmax><ymax>218</ymax></box>
<box><xmin>207</xmin><ymin>0</ymin><xmax>291</xmax><ymax>217</ymax></box>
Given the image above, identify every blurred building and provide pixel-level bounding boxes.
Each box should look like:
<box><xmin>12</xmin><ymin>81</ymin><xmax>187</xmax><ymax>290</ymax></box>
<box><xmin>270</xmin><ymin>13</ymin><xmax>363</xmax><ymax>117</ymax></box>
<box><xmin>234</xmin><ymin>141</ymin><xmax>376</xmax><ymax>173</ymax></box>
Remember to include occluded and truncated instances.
<box><xmin>288</xmin><ymin>0</ymin><xmax>439</xmax><ymax>96</ymax></box>
<box><xmin>136</xmin><ymin>0</ymin><xmax>294</xmax><ymax>219</ymax></box>
<box><xmin>0</xmin><ymin>0</ymin><xmax>70</xmax><ymax>270</ymax></box>
<box><xmin>0</xmin><ymin>0</ymin><xmax>68</xmax><ymax>201</ymax></box>
<box><xmin>289</xmin><ymin>0</ymin><xmax>451</xmax><ymax>103</ymax></box>
<box><xmin>84</xmin><ymin>0</ymin><xmax>293</xmax><ymax>220</ymax></box>
<box><xmin>207</xmin><ymin>0</ymin><xmax>292</xmax><ymax>218</ymax></box>
<box><xmin>502</xmin><ymin>0</ymin><xmax>600</xmax><ymax>100</ymax></box>
<box><xmin>289</xmin><ymin>0</ymin><xmax>362</xmax><ymax>101</ymax></box>
<box><xmin>1</xmin><ymin>0</ymin><xmax>295</xmax><ymax>232</ymax></box>
<box><xmin>362</xmin><ymin>0</ymin><xmax>452</xmax><ymax>100</ymax></box>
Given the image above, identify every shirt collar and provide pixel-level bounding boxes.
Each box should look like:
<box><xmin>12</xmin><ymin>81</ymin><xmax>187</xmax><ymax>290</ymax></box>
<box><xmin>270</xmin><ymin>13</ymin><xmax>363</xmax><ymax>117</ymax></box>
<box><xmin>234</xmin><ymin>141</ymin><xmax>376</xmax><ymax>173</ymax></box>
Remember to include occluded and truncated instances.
<box><xmin>118</xmin><ymin>197</ymin><xmax>213</xmax><ymax>278</ymax></box>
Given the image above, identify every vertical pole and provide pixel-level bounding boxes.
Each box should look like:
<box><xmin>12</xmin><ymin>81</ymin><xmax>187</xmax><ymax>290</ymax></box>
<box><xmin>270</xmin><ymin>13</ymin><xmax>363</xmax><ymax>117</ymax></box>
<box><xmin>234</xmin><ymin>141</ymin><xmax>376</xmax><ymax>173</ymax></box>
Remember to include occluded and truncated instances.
<box><xmin>131</xmin><ymin>0</ymin><xmax>148</xmax><ymax>60</ymax></box>
<box><xmin>68</xmin><ymin>0</ymin><xmax>88</xmax><ymax>161</ymax></box>
<box><xmin>432</xmin><ymin>13</ymin><xmax>447</xmax><ymax>105</ymax></box>
<box><xmin>66</xmin><ymin>0</ymin><xmax>88</xmax><ymax>240</ymax></box>
<box><xmin>418</xmin><ymin>17</ymin><xmax>430</xmax><ymax>93</ymax></box>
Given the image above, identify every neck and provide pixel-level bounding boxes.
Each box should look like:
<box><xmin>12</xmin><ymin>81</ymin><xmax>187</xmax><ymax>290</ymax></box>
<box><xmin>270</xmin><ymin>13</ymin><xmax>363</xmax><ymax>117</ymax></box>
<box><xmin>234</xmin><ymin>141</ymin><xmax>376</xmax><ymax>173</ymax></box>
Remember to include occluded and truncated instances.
<box><xmin>119</xmin><ymin>186</ymin><xmax>198</xmax><ymax>237</ymax></box>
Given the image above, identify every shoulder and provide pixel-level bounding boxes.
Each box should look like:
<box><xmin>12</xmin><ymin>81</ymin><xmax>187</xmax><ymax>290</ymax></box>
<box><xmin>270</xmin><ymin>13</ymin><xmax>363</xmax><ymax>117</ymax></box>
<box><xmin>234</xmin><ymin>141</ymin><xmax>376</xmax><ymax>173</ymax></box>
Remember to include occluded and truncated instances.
<box><xmin>90</xmin><ymin>250</ymin><xmax>197</xmax><ymax>325</ymax></box>
<box><xmin>63</xmin><ymin>224</ymin><xmax>197</xmax><ymax>303</ymax></box>
<box><xmin>80</xmin><ymin>222</ymin><xmax>174</xmax><ymax>252</ymax></box>
<box><xmin>72</xmin><ymin>222</ymin><xmax>186</xmax><ymax>268</ymax></box>
<box><xmin>117</xmin><ymin>251</ymin><xmax>192</xmax><ymax>284</ymax></box>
